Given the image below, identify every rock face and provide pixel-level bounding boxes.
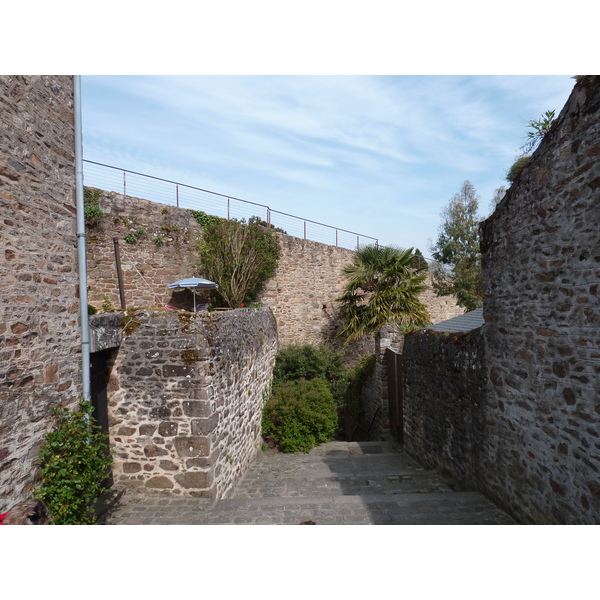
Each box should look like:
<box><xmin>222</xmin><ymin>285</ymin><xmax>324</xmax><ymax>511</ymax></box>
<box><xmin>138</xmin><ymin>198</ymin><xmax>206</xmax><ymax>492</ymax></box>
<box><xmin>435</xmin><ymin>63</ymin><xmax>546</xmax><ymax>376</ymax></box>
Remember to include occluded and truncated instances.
<box><xmin>402</xmin><ymin>77</ymin><xmax>600</xmax><ymax>525</ymax></box>
<box><xmin>107</xmin><ymin>308</ymin><xmax>278</xmax><ymax>498</ymax></box>
<box><xmin>0</xmin><ymin>76</ymin><xmax>81</xmax><ymax>502</ymax></box>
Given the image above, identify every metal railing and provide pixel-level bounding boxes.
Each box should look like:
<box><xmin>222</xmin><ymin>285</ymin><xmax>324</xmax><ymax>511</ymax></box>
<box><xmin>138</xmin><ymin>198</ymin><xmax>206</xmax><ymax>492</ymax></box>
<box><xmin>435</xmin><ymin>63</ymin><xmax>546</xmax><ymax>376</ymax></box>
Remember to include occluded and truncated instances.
<box><xmin>82</xmin><ymin>160</ymin><xmax>379</xmax><ymax>250</ymax></box>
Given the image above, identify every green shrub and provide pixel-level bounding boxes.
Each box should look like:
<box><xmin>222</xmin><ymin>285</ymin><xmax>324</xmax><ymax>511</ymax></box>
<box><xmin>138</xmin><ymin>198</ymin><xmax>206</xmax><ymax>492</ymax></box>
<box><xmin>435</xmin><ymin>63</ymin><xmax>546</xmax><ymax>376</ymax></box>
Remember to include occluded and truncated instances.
<box><xmin>262</xmin><ymin>378</ymin><xmax>338</xmax><ymax>453</ymax></box>
<box><xmin>196</xmin><ymin>217</ymin><xmax>281</xmax><ymax>308</ymax></box>
<box><xmin>189</xmin><ymin>209</ymin><xmax>223</xmax><ymax>228</ymax></box>
<box><xmin>273</xmin><ymin>343</ymin><xmax>349</xmax><ymax>406</ymax></box>
<box><xmin>34</xmin><ymin>400</ymin><xmax>113</xmax><ymax>524</ymax></box>
<box><xmin>506</xmin><ymin>156</ymin><xmax>531</xmax><ymax>183</ymax></box>
<box><xmin>87</xmin><ymin>304</ymin><xmax>98</xmax><ymax>315</ymax></box>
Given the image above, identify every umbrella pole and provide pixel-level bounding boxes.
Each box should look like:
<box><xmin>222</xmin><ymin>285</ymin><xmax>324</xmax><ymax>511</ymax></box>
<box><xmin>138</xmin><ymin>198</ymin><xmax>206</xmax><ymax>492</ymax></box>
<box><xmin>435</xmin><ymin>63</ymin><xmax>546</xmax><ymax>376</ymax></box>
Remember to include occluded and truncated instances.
<box><xmin>193</xmin><ymin>291</ymin><xmax>196</xmax><ymax>312</ymax></box>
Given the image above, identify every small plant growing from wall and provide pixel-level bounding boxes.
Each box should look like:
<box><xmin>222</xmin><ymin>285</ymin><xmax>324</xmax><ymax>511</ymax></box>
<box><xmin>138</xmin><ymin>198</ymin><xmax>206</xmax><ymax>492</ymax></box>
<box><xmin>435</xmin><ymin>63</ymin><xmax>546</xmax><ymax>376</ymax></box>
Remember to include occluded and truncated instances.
<box><xmin>124</xmin><ymin>227</ymin><xmax>147</xmax><ymax>244</ymax></box>
<box><xmin>34</xmin><ymin>401</ymin><xmax>113</xmax><ymax>524</ymax></box>
<box><xmin>84</xmin><ymin>187</ymin><xmax>104</xmax><ymax>226</ymax></box>
<box><xmin>102</xmin><ymin>295</ymin><xmax>113</xmax><ymax>312</ymax></box>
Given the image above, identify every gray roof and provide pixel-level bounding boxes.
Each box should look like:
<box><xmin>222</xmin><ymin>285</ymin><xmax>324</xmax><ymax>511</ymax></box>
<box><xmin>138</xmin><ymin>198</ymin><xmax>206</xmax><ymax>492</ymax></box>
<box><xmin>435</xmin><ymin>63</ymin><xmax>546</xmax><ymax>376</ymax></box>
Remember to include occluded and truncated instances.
<box><xmin>427</xmin><ymin>308</ymin><xmax>484</xmax><ymax>333</ymax></box>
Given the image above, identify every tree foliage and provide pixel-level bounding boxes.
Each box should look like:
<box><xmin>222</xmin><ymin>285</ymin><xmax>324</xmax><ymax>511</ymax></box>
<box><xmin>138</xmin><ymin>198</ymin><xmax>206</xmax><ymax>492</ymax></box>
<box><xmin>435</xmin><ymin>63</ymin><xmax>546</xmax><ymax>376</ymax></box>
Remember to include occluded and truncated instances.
<box><xmin>196</xmin><ymin>217</ymin><xmax>281</xmax><ymax>308</ymax></box>
<box><xmin>430</xmin><ymin>180</ymin><xmax>482</xmax><ymax>311</ymax></box>
<box><xmin>273</xmin><ymin>343</ymin><xmax>349</xmax><ymax>406</ymax></box>
<box><xmin>336</xmin><ymin>245</ymin><xmax>430</xmax><ymax>342</ymax></box>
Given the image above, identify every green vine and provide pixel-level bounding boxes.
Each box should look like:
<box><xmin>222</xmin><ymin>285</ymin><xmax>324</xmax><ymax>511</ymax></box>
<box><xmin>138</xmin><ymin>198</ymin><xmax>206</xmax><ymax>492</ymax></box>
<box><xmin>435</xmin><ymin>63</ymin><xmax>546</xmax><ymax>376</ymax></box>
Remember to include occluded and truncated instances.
<box><xmin>34</xmin><ymin>400</ymin><xmax>113</xmax><ymax>524</ymax></box>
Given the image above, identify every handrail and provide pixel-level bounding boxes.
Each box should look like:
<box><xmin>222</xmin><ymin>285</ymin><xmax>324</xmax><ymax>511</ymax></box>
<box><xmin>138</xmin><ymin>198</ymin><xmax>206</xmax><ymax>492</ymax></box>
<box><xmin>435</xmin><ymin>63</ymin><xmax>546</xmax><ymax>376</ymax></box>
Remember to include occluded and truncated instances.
<box><xmin>82</xmin><ymin>160</ymin><xmax>379</xmax><ymax>250</ymax></box>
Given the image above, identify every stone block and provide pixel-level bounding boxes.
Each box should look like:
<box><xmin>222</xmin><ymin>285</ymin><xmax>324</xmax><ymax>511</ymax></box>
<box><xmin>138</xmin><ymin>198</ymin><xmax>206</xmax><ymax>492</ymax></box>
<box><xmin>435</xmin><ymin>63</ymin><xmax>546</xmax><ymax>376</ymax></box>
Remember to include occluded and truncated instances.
<box><xmin>173</xmin><ymin>436</ymin><xmax>209</xmax><ymax>458</ymax></box>
<box><xmin>174</xmin><ymin>471</ymin><xmax>210</xmax><ymax>489</ymax></box>
<box><xmin>158</xmin><ymin>421</ymin><xmax>178</xmax><ymax>437</ymax></box>
<box><xmin>145</xmin><ymin>476</ymin><xmax>174</xmax><ymax>489</ymax></box>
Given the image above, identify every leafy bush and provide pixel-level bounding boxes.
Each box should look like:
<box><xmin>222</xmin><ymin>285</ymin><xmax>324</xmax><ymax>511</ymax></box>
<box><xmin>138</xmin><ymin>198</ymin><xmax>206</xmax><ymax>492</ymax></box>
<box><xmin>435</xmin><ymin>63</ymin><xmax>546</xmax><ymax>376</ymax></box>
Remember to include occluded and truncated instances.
<box><xmin>262</xmin><ymin>378</ymin><xmax>338</xmax><ymax>453</ymax></box>
<box><xmin>35</xmin><ymin>401</ymin><xmax>113</xmax><ymax>524</ymax></box>
<box><xmin>248</xmin><ymin>215</ymin><xmax>287</xmax><ymax>234</ymax></box>
<box><xmin>189</xmin><ymin>209</ymin><xmax>223</xmax><ymax>228</ymax></box>
<box><xmin>273</xmin><ymin>343</ymin><xmax>349</xmax><ymax>406</ymax></box>
<box><xmin>196</xmin><ymin>217</ymin><xmax>281</xmax><ymax>308</ymax></box>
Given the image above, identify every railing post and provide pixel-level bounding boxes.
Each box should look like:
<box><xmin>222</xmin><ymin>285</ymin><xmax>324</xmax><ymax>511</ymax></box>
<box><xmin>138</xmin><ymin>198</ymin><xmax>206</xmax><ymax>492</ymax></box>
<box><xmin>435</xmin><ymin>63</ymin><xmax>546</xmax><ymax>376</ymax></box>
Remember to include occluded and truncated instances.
<box><xmin>357</xmin><ymin>235</ymin><xmax>360</xmax><ymax>249</ymax></box>
<box><xmin>123</xmin><ymin>171</ymin><xmax>126</xmax><ymax>198</ymax></box>
<box><xmin>304</xmin><ymin>221</ymin><xmax>307</xmax><ymax>240</ymax></box>
<box><xmin>227</xmin><ymin>197</ymin><xmax>230</xmax><ymax>220</ymax></box>
<box><xmin>267</xmin><ymin>209</ymin><xmax>271</xmax><ymax>227</ymax></box>
<box><xmin>176</xmin><ymin>184</ymin><xmax>179</xmax><ymax>208</ymax></box>
<box><xmin>336</xmin><ymin>229</ymin><xmax>338</xmax><ymax>247</ymax></box>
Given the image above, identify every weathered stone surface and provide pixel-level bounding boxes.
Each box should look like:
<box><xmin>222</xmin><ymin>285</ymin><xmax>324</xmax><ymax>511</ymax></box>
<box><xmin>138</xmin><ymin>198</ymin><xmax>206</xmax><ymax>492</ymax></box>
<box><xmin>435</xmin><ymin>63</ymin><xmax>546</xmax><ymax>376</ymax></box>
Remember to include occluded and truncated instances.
<box><xmin>0</xmin><ymin>76</ymin><xmax>80</xmax><ymax>502</ymax></box>
<box><xmin>108</xmin><ymin>308</ymin><xmax>277</xmax><ymax>498</ymax></box>
<box><xmin>404</xmin><ymin>76</ymin><xmax>600</xmax><ymax>525</ymax></box>
<box><xmin>89</xmin><ymin>313</ymin><xmax>124</xmax><ymax>352</ymax></box>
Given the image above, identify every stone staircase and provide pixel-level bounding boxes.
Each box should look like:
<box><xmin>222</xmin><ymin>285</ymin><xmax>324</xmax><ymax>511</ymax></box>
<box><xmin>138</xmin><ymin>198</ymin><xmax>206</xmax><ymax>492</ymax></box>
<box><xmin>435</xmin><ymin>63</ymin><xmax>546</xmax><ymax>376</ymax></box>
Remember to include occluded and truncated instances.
<box><xmin>104</xmin><ymin>440</ymin><xmax>517</xmax><ymax>525</ymax></box>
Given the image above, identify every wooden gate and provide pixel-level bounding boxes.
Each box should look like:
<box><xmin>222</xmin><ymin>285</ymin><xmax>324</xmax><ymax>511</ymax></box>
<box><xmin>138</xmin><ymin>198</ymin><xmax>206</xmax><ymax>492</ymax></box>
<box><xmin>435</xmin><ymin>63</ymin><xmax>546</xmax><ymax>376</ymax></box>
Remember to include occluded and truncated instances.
<box><xmin>386</xmin><ymin>348</ymin><xmax>403</xmax><ymax>443</ymax></box>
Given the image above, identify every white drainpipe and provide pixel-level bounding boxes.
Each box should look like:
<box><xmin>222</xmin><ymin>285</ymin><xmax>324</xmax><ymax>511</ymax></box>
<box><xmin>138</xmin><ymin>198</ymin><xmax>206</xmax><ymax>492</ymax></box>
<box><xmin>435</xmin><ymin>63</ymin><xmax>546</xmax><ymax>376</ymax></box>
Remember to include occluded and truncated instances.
<box><xmin>74</xmin><ymin>75</ymin><xmax>91</xmax><ymax>402</ymax></box>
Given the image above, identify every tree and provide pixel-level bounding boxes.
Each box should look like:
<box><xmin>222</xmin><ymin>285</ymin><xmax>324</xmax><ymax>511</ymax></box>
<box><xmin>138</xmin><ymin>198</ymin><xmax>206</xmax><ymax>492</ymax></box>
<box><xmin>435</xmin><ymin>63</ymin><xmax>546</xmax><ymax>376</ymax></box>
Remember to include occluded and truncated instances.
<box><xmin>196</xmin><ymin>217</ymin><xmax>281</xmax><ymax>308</ymax></box>
<box><xmin>336</xmin><ymin>245</ymin><xmax>431</xmax><ymax>342</ymax></box>
<box><xmin>429</xmin><ymin>180</ymin><xmax>482</xmax><ymax>311</ymax></box>
<box><xmin>410</xmin><ymin>247</ymin><xmax>429</xmax><ymax>270</ymax></box>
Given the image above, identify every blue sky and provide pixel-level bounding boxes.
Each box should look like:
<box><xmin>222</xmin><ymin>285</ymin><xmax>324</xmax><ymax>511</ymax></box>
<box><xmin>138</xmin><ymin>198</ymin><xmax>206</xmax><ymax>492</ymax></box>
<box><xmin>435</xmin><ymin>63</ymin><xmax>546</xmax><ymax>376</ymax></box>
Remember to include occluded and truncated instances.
<box><xmin>80</xmin><ymin>75</ymin><xmax>576</xmax><ymax>255</ymax></box>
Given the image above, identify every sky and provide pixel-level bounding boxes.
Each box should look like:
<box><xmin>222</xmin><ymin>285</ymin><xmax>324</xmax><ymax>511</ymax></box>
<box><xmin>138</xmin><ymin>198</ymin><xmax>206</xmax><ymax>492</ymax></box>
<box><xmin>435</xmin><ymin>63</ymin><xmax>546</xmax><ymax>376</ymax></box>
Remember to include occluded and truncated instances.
<box><xmin>80</xmin><ymin>74</ymin><xmax>576</xmax><ymax>256</ymax></box>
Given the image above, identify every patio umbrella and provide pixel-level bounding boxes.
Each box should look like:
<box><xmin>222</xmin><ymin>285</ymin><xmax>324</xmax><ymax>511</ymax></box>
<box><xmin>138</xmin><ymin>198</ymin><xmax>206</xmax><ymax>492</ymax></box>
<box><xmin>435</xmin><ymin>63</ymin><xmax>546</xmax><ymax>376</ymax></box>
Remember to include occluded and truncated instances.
<box><xmin>167</xmin><ymin>277</ymin><xmax>219</xmax><ymax>312</ymax></box>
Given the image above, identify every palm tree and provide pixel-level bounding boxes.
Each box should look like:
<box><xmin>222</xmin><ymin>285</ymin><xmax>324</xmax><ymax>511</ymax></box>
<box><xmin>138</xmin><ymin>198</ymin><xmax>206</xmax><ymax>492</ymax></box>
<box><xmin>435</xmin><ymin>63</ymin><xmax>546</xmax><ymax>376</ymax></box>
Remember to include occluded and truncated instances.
<box><xmin>336</xmin><ymin>245</ymin><xmax>431</xmax><ymax>342</ymax></box>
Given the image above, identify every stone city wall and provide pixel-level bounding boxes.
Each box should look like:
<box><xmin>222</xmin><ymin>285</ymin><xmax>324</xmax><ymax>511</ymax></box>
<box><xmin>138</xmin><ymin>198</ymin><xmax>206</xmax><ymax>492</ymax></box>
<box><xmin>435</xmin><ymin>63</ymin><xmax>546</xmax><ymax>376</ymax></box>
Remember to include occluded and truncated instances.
<box><xmin>107</xmin><ymin>307</ymin><xmax>277</xmax><ymax>498</ymax></box>
<box><xmin>87</xmin><ymin>191</ymin><xmax>204</xmax><ymax>311</ymax></box>
<box><xmin>0</xmin><ymin>76</ymin><xmax>81</xmax><ymax>503</ymax></box>
<box><xmin>479</xmin><ymin>76</ymin><xmax>600</xmax><ymax>524</ymax></box>
<box><xmin>402</xmin><ymin>77</ymin><xmax>600</xmax><ymax>524</ymax></box>
<box><xmin>87</xmin><ymin>196</ymin><xmax>463</xmax><ymax>362</ymax></box>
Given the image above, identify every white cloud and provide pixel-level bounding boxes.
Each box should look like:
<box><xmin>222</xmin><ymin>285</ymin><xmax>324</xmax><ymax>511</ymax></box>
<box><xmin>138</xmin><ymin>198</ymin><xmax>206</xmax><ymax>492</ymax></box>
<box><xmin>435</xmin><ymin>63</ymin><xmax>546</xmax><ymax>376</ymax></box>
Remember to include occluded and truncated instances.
<box><xmin>81</xmin><ymin>74</ymin><xmax>576</xmax><ymax>253</ymax></box>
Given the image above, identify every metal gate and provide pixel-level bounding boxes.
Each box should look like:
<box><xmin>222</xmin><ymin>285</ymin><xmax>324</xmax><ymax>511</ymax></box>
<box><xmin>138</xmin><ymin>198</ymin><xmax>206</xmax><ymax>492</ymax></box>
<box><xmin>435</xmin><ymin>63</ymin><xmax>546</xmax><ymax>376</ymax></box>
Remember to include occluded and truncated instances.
<box><xmin>386</xmin><ymin>348</ymin><xmax>403</xmax><ymax>443</ymax></box>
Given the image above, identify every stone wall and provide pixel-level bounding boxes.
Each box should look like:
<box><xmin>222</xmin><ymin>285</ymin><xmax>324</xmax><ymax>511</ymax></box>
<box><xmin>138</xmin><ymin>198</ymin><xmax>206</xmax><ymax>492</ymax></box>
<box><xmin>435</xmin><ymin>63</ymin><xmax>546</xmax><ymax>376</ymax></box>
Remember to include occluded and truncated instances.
<box><xmin>402</xmin><ymin>77</ymin><xmax>600</xmax><ymax>525</ymax></box>
<box><xmin>479</xmin><ymin>76</ymin><xmax>600</xmax><ymax>524</ymax></box>
<box><xmin>402</xmin><ymin>327</ymin><xmax>487</xmax><ymax>490</ymax></box>
<box><xmin>87</xmin><ymin>191</ymin><xmax>203</xmax><ymax>310</ymax></box>
<box><xmin>107</xmin><ymin>307</ymin><xmax>277</xmax><ymax>498</ymax></box>
<box><xmin>87</xmin><ymin>197</ymin><xmax>463</xmax><ymax>361</ymax></box>
<box><xmin>0</xmin><ymin>76</ymin><xmax>81</xmax><ymax>503</ymax></box>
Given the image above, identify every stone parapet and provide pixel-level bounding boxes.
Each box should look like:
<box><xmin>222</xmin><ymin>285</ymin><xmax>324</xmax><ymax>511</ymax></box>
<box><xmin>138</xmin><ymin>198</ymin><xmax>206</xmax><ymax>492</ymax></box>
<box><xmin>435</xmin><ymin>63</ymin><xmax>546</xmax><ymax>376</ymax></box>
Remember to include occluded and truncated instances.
<box><xmin>108</xmin><ymin>307</ymin><xmax>277</xmax><ymax>498</ymax></box>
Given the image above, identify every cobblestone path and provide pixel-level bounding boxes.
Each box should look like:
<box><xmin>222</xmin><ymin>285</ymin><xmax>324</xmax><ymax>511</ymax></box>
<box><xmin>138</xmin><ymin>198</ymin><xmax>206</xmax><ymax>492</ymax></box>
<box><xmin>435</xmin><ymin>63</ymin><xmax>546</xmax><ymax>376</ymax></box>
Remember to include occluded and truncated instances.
<box><xmin>103</xmin><ymin>440</ymin><xmax>517</xmax><ymax>525</ymax></box>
